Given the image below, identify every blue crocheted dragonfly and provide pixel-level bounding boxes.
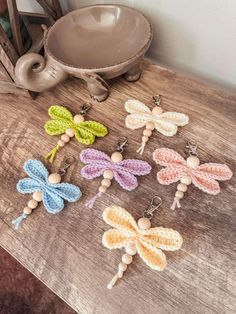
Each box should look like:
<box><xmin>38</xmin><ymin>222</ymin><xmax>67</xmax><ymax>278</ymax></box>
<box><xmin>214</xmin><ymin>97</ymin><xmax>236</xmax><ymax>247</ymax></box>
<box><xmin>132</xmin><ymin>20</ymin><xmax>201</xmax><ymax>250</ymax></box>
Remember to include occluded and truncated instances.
<box><xmin>12</xmin><ymin>159</ymin><xmax>82</xmax><ymax>229</ymax></box>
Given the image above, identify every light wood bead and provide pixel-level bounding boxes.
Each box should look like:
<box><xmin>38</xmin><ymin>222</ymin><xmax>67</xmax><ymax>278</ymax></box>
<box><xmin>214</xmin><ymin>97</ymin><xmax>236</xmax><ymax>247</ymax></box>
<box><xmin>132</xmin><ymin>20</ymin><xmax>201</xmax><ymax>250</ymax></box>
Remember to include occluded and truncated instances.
<box><xmin>126</xmin><ymin>243</ymin><xmax>137</xmax><ymax>256</ymax></box>
<box><xmin>48</xmin><ymin>173</ymin><xmax>61</xmax><ymax>184</ymax></box>
<box><xmin>146</xmin><ymin>122</ymin><xmax>155</xmax><ymax>130</ymax></box>
<box><xmin>57</xmin><ymin>140</ymin><xmax>65</xmax><ymax>147</ymax></box>
<box><xmin>142</xmin><ymin>135</ymin><xmax>149</xmax><ymax>143</ymax></box>
<box><xmin>138</xmin><ymin>217</ymin><xmax>151</xmax><ymax>230</ymax></box>
<box><xmin>65</xmin><ymin>128</ymin><xmax>75</xmax><ymax>137</ymax></box>
<box><xmin>177</xmin><ymin>183</ymin><xmax>187</xmax><ymax>192</ymax></box>
<box><xmin>103</xmin><ymin>170</ymin><xmax>114</xmax><ymax>179</ymax></box>
<box><xmin>73</xmin><ymin>114</ymin><xmax>85</xmax><ymax>123</ymax></box>
<box><xmin>175</xmin><ymin>191</ymin><xmax>184</xmax><ymax>199</ymax></box>
<box><xmin>101</xmin><ymin>178</ymin><xmax>111</xmax><ymax>188</ymax></box>
<box><xmin>33</xmin><ymin>191</ymin><xmax>43</xmax><ymax>202</ymax></box>
<box><xmin>143</xmin><ymin>129</ymin><xmax>152</xmax><ymax>137</ymax></box>
<box><xmin>111</xmin><ymin>152</ymin><xmax>123</xmax><ymax>163</ymax></box>
<box><xmin>180</xmin><ymin>175</ymin><xmax>192</xmax><ymax>185</ymax></box>
<box><xmin>152</xmin><ymin>107</ymin><xmax>163</xmax><ymax>115</ymax></box>
<box><xmin>99</xmin><ymin>185</ymin><xmax>107</xmax><ymax>193</ymax></box>
<box><xmin>61</xmin><ymin>134</ymin><xmax>70</xmax><ymax>143</ymax></box>
<box><xmin>186</xmin><ymin>156</ymin><xmax>200</xmax><ymax>169</ymax></box>
<box><xmin>23</xmin><ymin>207</ymin><xmax>32</xmax><ymax>215</ymax></box>
<box><xmin>28</xmin><ymin>199</ymin><xmax>38</xmax><ymax>209</ymax></box>
<box><xmin>119</xmin><ymin>262</ymin><xmax>127</xmax><ymax>272</ymax></box>
<box><xmin>122</xmin><ymin>253</ymin><xmax>133</xmax><ymax>265</ymax></box>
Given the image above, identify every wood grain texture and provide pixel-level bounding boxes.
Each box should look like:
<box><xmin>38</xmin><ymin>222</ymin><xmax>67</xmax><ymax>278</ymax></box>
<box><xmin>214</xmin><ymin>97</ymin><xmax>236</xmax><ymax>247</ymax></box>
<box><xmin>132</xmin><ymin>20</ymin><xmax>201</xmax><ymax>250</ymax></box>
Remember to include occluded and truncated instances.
<box><xmin>0</xmin><ymin>61</ymin><xmax>235</xmax><ymax>314</ymax></box>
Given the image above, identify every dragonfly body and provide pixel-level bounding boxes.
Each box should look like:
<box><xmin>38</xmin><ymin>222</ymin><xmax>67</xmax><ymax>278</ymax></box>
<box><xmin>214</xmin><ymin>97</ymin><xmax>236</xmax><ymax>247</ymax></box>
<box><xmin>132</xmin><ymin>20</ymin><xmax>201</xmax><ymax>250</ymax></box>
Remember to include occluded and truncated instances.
<box><xmin>125</xmin><ymin>99</ymin><xmax>189</xmax><ymax>155</ymax></box>
<box><xmin>153</xmin><ymin>148</ymin><xmax>232</xmax><ymax>209</ymax></box>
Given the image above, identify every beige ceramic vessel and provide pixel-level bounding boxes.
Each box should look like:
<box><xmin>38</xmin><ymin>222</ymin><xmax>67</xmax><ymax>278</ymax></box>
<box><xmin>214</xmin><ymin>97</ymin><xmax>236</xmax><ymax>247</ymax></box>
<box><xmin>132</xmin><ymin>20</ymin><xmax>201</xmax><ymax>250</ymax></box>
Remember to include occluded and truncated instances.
<box><xmin>15</xmin><ymin>5</ymin><xmax>153</xmax><ymax>101</ymax></box>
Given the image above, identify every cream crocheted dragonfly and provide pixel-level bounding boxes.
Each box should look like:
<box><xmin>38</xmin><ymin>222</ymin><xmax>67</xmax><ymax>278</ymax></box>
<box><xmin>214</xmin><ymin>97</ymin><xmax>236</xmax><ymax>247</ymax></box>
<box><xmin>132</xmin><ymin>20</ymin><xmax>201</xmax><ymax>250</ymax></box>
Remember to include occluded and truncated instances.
<box><xmin>125</xmin><ymin>96</ymin><xmax>189</xmax><ymax>155</ymax></box>
<box><xmin>102</xmin><ymin>197</ymin><xmax>183</xmax><ymax>289</ymax></box>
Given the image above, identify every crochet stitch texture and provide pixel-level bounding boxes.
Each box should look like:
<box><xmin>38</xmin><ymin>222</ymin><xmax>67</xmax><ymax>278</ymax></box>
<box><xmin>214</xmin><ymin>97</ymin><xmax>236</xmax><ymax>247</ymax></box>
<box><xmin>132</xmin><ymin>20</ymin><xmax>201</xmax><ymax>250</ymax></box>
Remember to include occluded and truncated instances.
<box><xmin>102</xmin><ymin>205</ymin><xmax>183</xmax><ymax>270</ymax></box>
<box><xmin>17</xmin><ymin>159</ymin><xmax>82</xmax><ymax>213</ymax></box>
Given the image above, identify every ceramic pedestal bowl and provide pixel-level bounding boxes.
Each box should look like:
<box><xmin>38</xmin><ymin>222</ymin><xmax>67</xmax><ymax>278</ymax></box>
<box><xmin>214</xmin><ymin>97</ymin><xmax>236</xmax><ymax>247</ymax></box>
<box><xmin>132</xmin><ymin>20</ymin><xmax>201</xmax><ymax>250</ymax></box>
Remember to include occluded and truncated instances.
<box><xmin>15</xmin><ymin>5</ymin><xmax>153</xmax><ymax>101</ymax></box>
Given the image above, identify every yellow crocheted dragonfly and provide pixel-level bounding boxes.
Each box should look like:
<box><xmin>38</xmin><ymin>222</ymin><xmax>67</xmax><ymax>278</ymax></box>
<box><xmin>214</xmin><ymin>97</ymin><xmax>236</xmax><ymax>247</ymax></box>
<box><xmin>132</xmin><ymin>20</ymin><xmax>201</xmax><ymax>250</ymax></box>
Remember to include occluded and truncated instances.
<box><xmin>125</xmin><ymin>96</ymin><xmax>189</xmax><ymax>155</ymax></box>
<box><xmin>102</xmin><ymin>204</ymin><xmax>183</xmax><ymax>289</ymax></box>
<box><xmin>44</xmin><ymin>105</ymin><xmax>108</xmax><ymax>163</ymax></box>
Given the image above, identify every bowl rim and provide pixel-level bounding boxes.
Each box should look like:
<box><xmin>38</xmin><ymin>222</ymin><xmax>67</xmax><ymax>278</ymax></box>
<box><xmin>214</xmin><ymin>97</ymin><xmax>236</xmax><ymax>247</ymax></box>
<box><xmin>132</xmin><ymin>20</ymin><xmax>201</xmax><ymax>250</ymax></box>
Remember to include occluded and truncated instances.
<box><xmin>44</xmin><ymin>4</ymin><xmax>153</xmax><ymax>71</ymax></box>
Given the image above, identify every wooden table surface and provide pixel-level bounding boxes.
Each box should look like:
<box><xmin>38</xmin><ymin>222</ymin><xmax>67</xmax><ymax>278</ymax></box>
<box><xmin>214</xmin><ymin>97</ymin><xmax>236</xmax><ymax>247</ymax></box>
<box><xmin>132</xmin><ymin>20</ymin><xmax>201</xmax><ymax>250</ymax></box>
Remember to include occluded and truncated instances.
<box><xmin>0</xmin><ymin>62</ymin><xmax>235</xmax><ymax>314</ymax></box>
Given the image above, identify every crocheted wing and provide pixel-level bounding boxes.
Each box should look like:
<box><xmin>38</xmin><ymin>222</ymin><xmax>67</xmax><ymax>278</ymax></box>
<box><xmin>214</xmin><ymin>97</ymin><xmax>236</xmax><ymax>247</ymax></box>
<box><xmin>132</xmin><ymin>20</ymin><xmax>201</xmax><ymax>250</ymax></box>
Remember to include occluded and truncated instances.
<box><xmin>125</xmin><ymin>99</ymin><xmax>153</xmax><ymax>129</ymax></box>
<box><xmin>152</xmin><ymin>112</ymin><xmax>189</xmax><ymax>137</ymax></box>
<box><xmin>102</xmin><ymin>205</ymin><xmax>140</xmax><ymax>249</ymax></box>
<box><xmin>43</xmin><ymin>183</ymin><xmax>82</xmax><ymax>213</ymax></box>
<box><xmin>44</xmin><ymin>105</ymin><xmax>74</xmax><ymax>135</ymax></box>
<box><xmin>80</xmin><ymin>148</ymin><xmax>112</xmax><ymax>179</ymax></box>
<box><xmin>190</xmin><ymin>163</ymin><xmax>232</xmax><ymax>195</ymax></box>
<box><xmin>153</xmin><ymin>148</ymin><xmax>187</xmax><ymax>185</ymax></box>
<box><xmin>75</xmin><ymin>121</ymin><xmax>108</xmax><ymax>145</ymax></box>
<box><xmin>112</xmin><ymin>159</ymin><xmax>152</xmax><ymax>191</ymax></box>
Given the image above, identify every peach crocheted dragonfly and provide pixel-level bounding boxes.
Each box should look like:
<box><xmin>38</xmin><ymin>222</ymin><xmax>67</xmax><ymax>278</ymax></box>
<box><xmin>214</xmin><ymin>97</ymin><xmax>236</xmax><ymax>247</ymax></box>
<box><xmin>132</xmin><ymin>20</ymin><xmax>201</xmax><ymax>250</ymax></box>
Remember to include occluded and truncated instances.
<box><xmin>102</xmin><ymin>197</ymin><xmax>183</xmax><ymax>289</ymax></box>
<box><xmin>125</xmin><ymin>95</ymin><xmax>189</xmax><ymax>155</ymax></box>
<box><xmin>153</xmin><ymin>142</ymin><xmax>232</xmax><ymax>210</ymax></box>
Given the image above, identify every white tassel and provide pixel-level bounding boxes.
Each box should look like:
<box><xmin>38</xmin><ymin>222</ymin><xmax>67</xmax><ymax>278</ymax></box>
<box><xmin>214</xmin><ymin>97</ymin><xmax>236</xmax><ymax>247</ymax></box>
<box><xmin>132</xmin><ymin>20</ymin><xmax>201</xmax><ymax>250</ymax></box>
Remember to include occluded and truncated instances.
<box><xmin>107</xmin><ymin>270</ymin><xmax>123</xmax><ymax>289</ymax></box>
<box><xmin>171</xmin><ymin>197</ymin><xmax>181</xmax><ymax>210</ymax></box>
<box><xmin>136</xmin><ymin>141</ymin><xmax>146</xmax><ymax>155</ymax></box>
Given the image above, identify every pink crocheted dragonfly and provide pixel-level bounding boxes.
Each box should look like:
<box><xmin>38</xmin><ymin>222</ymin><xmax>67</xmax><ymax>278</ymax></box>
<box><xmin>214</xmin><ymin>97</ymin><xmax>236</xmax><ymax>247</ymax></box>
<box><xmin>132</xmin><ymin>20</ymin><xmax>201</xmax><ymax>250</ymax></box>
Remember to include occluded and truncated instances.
<box><xmin>153</xmin><ymin>146</ymin><xmax>232</xmax><ymax>210</ymax></box>
<box><xmin>80</xmin><ymin>144</ymin><xmax>151</xmax><ymax>208</ymax></box>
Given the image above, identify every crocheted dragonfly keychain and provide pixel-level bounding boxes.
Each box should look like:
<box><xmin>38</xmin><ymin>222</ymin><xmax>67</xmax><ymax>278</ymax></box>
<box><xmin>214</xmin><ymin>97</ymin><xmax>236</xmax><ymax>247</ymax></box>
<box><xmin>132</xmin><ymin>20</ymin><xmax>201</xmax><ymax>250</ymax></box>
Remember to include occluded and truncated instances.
<box><xmin>80</xmin><ymin>137</ymin><xmax>152</xmax><ymax>208</ymax></box>
<box><xmin>12</xmin><ymin>157</ymin><xmax>82</xmax><ymax>229</ymax></box>
<box><xmin>102</xmin><ymin>196</ymin><xmax>183</xmax><ymax>289</ymax></box>
<box><xmin>153</xmin><ymin>140</ymin><xmax>233</xmax><ymax>210</ymax></box>
<box><xmin>44</xmin><ymin>104</ymin><xmax>108</xmax><ymax>163</ymax></box>
<box><xmin>124</xmin><ymin>95</ymin><xmax>189</xmax><ymax>155</ymax></box>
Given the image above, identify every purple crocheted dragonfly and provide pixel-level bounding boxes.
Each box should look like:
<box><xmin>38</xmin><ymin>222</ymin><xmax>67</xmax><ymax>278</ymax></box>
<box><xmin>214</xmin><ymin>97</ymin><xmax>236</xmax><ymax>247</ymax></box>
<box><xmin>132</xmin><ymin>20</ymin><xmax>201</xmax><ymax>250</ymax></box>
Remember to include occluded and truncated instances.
<box><xmin>80</xmin><ymin>148</ymin><xmax>152</xmax><ymax>208</ymax></box>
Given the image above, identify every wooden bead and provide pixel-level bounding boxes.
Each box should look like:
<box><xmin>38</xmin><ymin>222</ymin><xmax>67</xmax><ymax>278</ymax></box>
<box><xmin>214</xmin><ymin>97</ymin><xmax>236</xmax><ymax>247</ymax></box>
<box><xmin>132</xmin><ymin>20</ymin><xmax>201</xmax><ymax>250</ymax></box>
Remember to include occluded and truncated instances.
<box><xmin>111</xmin><ymin>152</ymin><xmax>123</xmax><ymax>163</ymax></box>
<box><xmin>101</xmin><ymin>178</ymin><xmax>111</xmax><ymax>187</ymax></box>
<box><xmin>65</xmin><ymin>128</ymin><xmax>75</xmax><ymax>137</ymax></box>
<box><xmin>48</xmin><ymin>173</ymin><xmax>61</xmax><ymax>184</ymax></box>
<box><xmin>177</xmin><ymin>183</ymin><xmax>187</xmax><ymax>192</ymax></box>
<box><xmin>142</xmin><ymin>135</ymin><xmax>149</xmax><ymax>143</ymax></box>
<box><xmin>122</xmin><ymin>253</ymin><xmax>133</xmax><ymax>265</ymax></box>
<box><xmin>57</xmin><ymin>139</ymin><xmax>65</xmax><ymax>147</ymax></box>
<box><xmin>138</xmin><ymin>217</ymin><xmax>151</xmax><ymax>230</ymax></box>
<box><xmin>28</xmin><ymin>199</ymin><xmax>38</xmax><ymax>209</ymax></box>
<box><xmin>99</xmin><ymin>185</ymin><xmax>107</xmax><ymax>193</ymax></box>
<box><xmin>33</xmin><ymin>191</ymin><xmax>43</xmax><ymax>202</ymax></box>
<box><xmin>146</xmin><ymin>122</ymin><xmax>155</xmax><ymax>130</ymax></box>
<box><xmin>143</xmin><ymin>129</ymin><xmax>152</xmax><ymax>137</ymax></box>
<box><xmin>180</xmin><ymin>175</ymin><xmax>192</xmax><ymax>185</ymax></box>
<box><xmin>152</xmin><ymin>107</ymin><xmax>163</xmax><ymax>115</ymax></box>
<box><xmin>23</xmin><ymin>206</ymin><xmax>32</xmax><ymax>215</ymax></box>
<box><xmin>103</xmin><ymin>170</ymin><xmax>114</xmax><ymax>179</ymax></box>
<box><xmin>126</xmin><ymin>243</ymin><xmax>137</xmax><ymax>255</ymax></box>
<box><xmin>175</xmin><ymin>191</ymin><xmax>184</xmax><ymax>199</ymax></box>
<box><xmin>61</xmin><ymin>134</ymin><xmax>70</xmax><ymax>143</ymax></box>
<box><xmin>186</xmin><ymin>156</ymin><xmax>200</xmax><ymax>169</ymax></box>
<box><xmin>119</xmin><ymin>262</ymin><xmax>127</xmax><ymax>272</ymax></box>
<box><xmin>73</xmin><ymin>114</ymin><xmax>85</xmax><ymax>123</ymax></box>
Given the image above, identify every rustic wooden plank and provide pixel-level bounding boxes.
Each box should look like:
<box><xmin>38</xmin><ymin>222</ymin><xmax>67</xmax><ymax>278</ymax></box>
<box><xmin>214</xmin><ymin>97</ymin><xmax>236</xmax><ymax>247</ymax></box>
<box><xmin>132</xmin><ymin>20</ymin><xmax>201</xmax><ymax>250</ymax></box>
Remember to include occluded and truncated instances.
<box><xmin>0</xmin><ymin>61</ymin><xmax>235</xmax><ymax>314</ymax></box>
<box><xmin>7</xmin><ymin>0</ymin><xmax>24</xmax><ymax>56</ymax></box>
<box><xmin>0</xmin><ymin>61</ymin><xmax>12</xmax><ymax>81</ymax></box>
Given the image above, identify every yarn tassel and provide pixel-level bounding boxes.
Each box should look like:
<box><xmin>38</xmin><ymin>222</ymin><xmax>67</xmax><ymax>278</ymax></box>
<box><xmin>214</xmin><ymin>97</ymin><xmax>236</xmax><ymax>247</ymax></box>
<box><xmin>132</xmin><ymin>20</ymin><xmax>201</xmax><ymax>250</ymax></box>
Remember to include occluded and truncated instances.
<box><xmin>107</xmin><ymin>269</ymin><xmax>123</xmax><ymax>289</ymax></box>
<box><xmin>12</xmin><ymin>213</ymin><xmax>28</xmax><ymax>229</ymax></box>
<box><xmin>136</xmin><ymin>141</ymin><xmax>146</xmax><ymax>155</ymax></box>
<box><xmin>86</xmin><ymin>191</ymin><xmax>102</xmax><ymax>208</ymax></box>
<box><xmin>171</xmin><ymin>197</ymin><xmax>181</xmax><ymax>210</ymax></box>
<box><xmin>45</xmin><ymin>145</ymin><xmax>60</xmax><ymax>163</ymax></box>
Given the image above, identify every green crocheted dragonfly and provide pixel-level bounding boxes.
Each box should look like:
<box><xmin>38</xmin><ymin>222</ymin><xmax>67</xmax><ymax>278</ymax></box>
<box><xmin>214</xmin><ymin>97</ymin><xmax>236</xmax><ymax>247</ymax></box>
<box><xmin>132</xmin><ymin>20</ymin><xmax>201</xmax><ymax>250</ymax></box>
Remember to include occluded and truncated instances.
<box><xmin>44</xmin><ymin>105</ymin><xmax>108</xmax><ymax>163</ymax></box>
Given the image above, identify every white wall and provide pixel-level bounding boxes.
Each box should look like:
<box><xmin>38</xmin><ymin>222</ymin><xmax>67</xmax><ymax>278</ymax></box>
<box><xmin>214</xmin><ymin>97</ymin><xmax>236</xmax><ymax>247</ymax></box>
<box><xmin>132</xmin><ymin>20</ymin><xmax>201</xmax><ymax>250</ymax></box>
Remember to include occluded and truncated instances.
<box><xmin>17</xmin><ymin>0</ymin><xmax>236</xmax><ymax>91</ymax></box>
